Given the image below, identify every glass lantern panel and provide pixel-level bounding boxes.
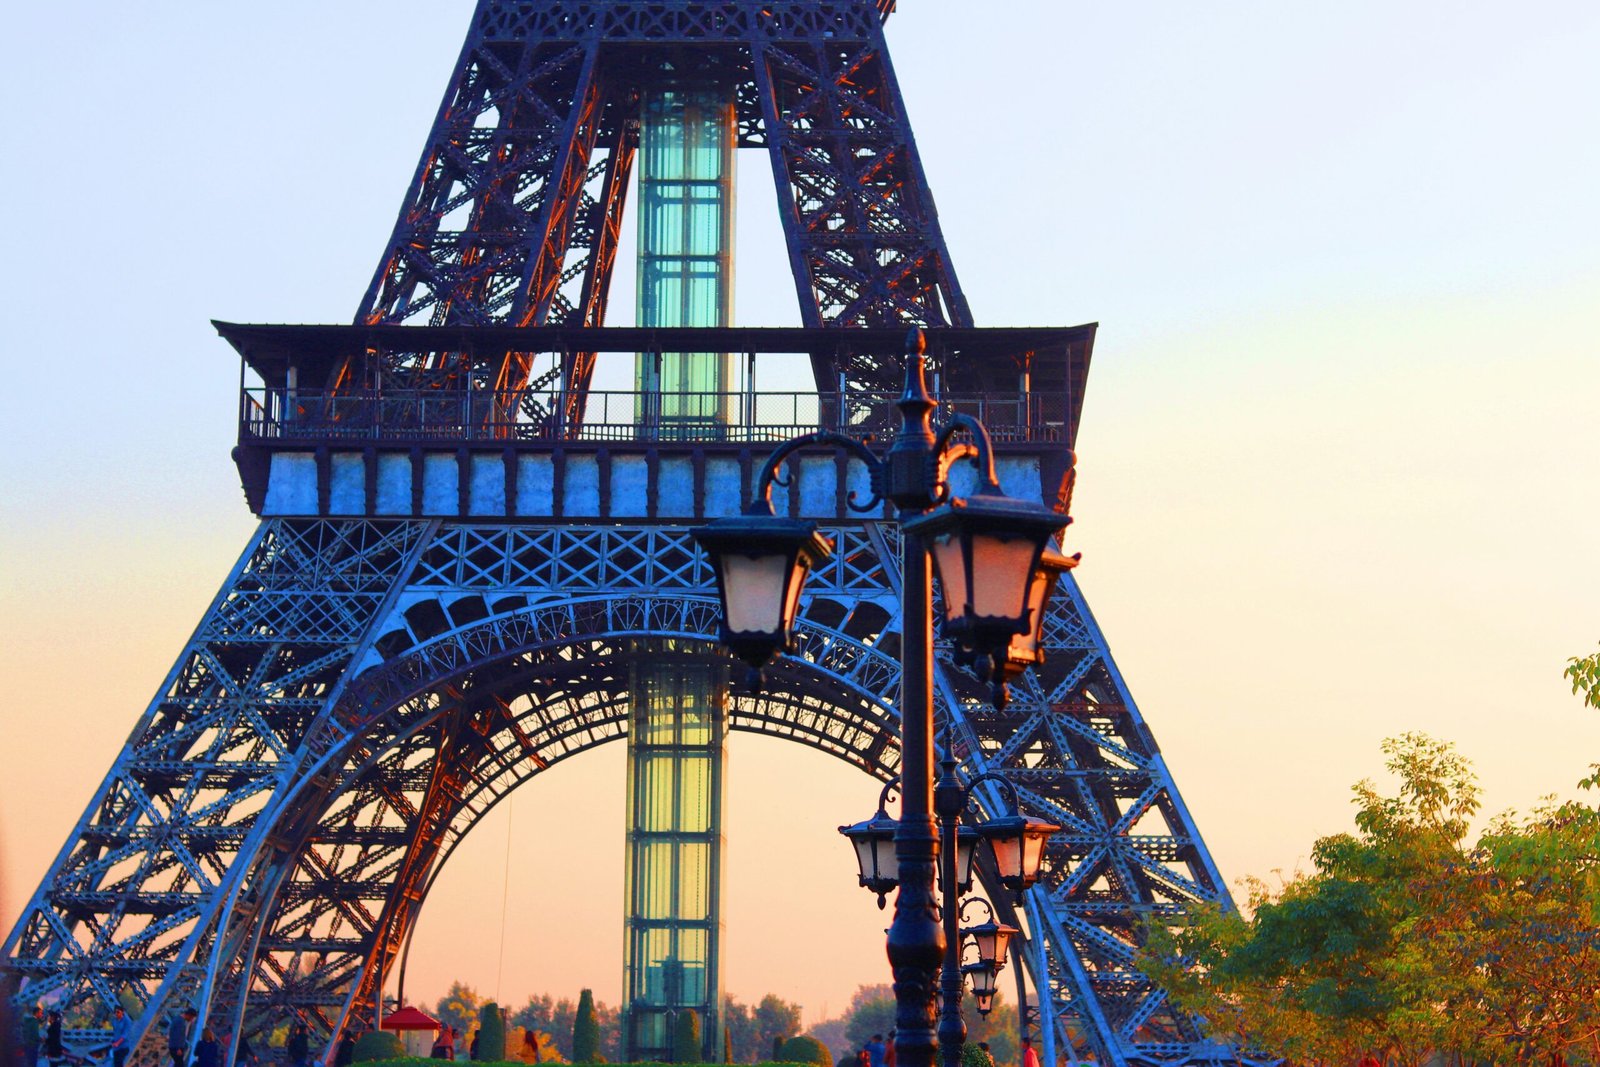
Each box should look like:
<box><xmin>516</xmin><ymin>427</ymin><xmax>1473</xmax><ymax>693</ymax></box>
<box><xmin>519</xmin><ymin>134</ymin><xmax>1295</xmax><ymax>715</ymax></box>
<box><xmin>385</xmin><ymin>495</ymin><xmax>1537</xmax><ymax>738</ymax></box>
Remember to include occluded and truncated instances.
<box><xmin>1022</xmin><ymin>828</ymin><xmax>1050</xmax><ymax>881</ymax></box>
<box><xmin>1010</xmin><ymin>566</ymin><xmax>1051</xmax><ymax>659</ymax></box>
<box><xmin>851</xmin><ymin>836</ymin><xmax>877</xmax><ymax>881</ymax></box>
<box><xmin>968</xmin><ymin>534</ymin><xmax>1039</xmax><ymax>622</ymax></box>
<box><xmin>871</xmin><ymin>834</ymin><xmax>898</xmax><ymax>883</ymax></box>
<box><xmin>988</xmin><ymin>833</ymin><xmax>1024</xmax><ymax>883</ymax></box>
<box><xmin>929</xmin><ymin>533</ymin><xmax>969</xmax><ymax>624</ymax></box>
<box><xmin>955</xmin><ymin>832</ymin><xmax>978</xmax><ymax>891</ymax></box>
<box><xmin>720</xmin><ymin>553</ymin><xmax>791</xmax><ymax>635</ymax></box>
<box><xmin>783</xmin><ymin>557</ymin><xmax>809</xmax><ymax>632</ymax></box>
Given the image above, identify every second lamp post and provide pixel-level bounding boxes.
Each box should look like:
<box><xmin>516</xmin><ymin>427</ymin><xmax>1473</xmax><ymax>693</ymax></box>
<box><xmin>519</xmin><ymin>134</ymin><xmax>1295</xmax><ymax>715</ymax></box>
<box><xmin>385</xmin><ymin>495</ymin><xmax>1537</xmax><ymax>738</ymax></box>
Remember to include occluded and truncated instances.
<box><xmin>693</xmin><ymin>329</ymin><xmax>1075</xmax><ymax>1067</ymax></box>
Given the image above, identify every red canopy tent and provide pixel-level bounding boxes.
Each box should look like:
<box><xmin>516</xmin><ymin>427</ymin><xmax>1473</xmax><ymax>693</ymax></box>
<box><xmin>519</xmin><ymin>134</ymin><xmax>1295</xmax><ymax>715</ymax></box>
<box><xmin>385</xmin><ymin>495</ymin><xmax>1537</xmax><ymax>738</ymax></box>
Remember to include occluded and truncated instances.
<box><xmin>381</xmin><ymin>1005</ymin><xmax>440</xmax><ymax>1031</ymax></box>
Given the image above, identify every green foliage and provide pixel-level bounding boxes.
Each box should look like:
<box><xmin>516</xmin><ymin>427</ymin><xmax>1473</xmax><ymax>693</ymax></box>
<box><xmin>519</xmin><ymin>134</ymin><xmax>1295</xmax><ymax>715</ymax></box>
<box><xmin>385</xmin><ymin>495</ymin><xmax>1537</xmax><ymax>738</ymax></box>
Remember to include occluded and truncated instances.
<box><xmin>839</xmin><ymin>986</ymin><xmax>894</xmax><ymax>1053</ymax></box>
<box><xmin>776</xmin><ymin>1036</ymin><xmax>831</xmax><ymax>1067</ymax></box>
<box><xmin>959</xmin><ymin>1045</ymin><xmax>993</xmax><ymax>1067</ymax></box>
<box><xmin>754</xmin><ymin>995</ymin><xmax>802</xmax><ymax>1061</ymax></box>
<box><xmin>959</xmin><ymin>993</ymin><xmax>1017</xmax><ymax>1067</ymax></box>
<box><xmin>351</xmin><ymin>1031</ymin><xmax>405</xmax><ymax>1062</ymax></box>
<box><xmin>508</xmin><ymin>1025</ymin><xmax>566</xmax><ymax>1064</ymax></box>
<box><xmin>673</xmin><ymin>1010</ymin><xmax>703</xmax><ymax>1063</ymax></box>
<box><xmin>1565</xmin><ymin>644</ymin><xmax>1600</xmax><ymax>710</ymax></box>
<box><xmin>572</xmin><ymin>990</ymin><xmax>601</xmax><ymax>1063</ymax></box>
<box><xmin>437</xmin><ymin>982</ymin><xmax>485</xmax><ymax>1044</ymax></box>
<box><xmin>1142</xmin><ymin>732</ymin><xmax>1600</xmax><ymax>1067</ymax></box>
<box><xmin>478</xmin><ymin>1003</ymin><xmax>507</xmax><ymax>1062</ymax></box>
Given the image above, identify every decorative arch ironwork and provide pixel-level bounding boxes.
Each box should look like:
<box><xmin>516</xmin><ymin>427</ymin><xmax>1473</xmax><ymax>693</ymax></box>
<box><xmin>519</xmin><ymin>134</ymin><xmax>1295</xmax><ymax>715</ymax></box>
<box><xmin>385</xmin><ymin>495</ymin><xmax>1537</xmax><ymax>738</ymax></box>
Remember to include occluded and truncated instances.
<box><xmin>216</xmin><ymin>594</ymin><xmax>913</xmax><ymax>1040</ymax></box>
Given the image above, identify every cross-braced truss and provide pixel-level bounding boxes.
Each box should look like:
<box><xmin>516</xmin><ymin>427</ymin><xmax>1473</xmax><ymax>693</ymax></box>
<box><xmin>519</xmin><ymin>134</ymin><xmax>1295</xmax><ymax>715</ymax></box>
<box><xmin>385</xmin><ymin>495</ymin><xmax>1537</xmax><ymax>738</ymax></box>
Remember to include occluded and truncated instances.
<box><xmin>6</xmin><ymin>3</ymin><xmax>1245</xmax><ymax>1066</ymax></box>
<box><xmin>5</xmin><ymin>522</ymin><xmax>1236</xmax><ymax>1067</ymax></box>
<box><xmin>347</xmin><ymin>0</ymin><xmax>966</xmax><ymax>402</ymax></box>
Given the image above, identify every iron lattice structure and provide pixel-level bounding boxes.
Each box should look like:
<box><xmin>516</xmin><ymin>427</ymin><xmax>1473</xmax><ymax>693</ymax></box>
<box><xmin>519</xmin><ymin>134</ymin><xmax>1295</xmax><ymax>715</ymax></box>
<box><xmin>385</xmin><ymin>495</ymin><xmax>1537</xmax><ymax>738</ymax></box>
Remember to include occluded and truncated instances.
<box><xmin>3</xmin><ymin>5</ymin><xmax>1245</xmax><ymax>1067</ymax></box>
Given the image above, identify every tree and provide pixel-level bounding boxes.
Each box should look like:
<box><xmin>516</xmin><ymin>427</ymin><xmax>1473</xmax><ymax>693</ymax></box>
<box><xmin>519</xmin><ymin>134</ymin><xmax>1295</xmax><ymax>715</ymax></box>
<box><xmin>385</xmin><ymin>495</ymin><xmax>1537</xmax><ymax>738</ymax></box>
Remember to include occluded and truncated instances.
<box><xmin>508</xmin><ymin>1025</ymin><xmax>567</xmax><ymax>1064</ymax></box>
<box><xmin>839</xmin><ymin>985</ymin><xmax>894</xmax><ymax>1053</ymax></box>
<box><xmin>477</xmin><ymin>1002</ymin><xmax>507</xmax><ymax>1062</ymax></box>
<box><xmin>1143</xmin><ymin>734</ymin><xmax>1481</xmax><ymax>1066</ymax></box>
<box><xmin>754</xmin><ymin>995</ymin><xmax>803</xmax><ymax>1061</ymax></box>
<box><xmin>674</xmin><ymin>1009</ymin><xmax>703</xmax><ymax>1063</ymax></box>
<box><xmin>595</xmin><ymin>999</ymin><xmax>623</xmax><ymax>1063</ymax></box>
<box><xmin>724</xmin><ymin>997</ymin><xmax>760</xmax><ymax>1062</ymax></box>
<box><xmin>517</xmin><ymin>996</ymin><xmax>580</xmax><ymax>1060</ymax></box>
<box><xmin>1144</xmin><ymin>733</ymin><xmax>1600</xmax><ymax>1067</ymax></box>
<box><xmin>572</xmin><ymin>989</ymin><xmax>602</xmax><ymax>1063</ymax></box>
<box><xmin>438</xmin><ymin>982</ymin><xmax>485</xmax><ymax>1046</ymax></box>
<box><xmin>960</xmin><ymin>992</ymin><xmax>1019</xmax><ymax>1067</ymax></box>
<box><xmin>1450</xmin><ymin>784</ymin><xmax>1600</xmax><ymax>1065</ymax></box>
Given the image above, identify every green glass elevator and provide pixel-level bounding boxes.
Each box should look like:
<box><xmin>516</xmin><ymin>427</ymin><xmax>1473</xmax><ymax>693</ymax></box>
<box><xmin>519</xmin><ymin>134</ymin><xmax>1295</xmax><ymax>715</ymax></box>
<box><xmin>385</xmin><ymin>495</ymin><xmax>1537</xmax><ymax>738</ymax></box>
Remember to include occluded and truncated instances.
<box><xmin>624</xmin><ymin>84</ymin><xmax>734</xmax><ymax>1061</ymax></box>
<box><xmin>634</xmin><ymin>86</ymin><xmax>735</xmax><ymax>435</ymax></box>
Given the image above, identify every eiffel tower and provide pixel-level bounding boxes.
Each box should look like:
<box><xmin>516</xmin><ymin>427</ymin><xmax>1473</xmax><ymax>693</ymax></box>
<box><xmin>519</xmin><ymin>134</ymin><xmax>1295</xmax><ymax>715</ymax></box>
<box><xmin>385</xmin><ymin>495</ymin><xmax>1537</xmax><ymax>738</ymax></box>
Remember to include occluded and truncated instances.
<box><xmin>2</xmin><ymin>4</ymin><xmax>1238</xmax><ymax>1066</ymax></box>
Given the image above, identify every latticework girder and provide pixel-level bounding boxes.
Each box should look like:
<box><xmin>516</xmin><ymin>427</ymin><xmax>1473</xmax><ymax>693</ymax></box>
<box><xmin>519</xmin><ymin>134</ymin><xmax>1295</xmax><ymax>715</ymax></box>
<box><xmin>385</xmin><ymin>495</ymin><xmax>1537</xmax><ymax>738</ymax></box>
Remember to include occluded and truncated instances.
<box><xmin>5</xmin><ymin>521</ymin><xmax>1237</xmax><ymax>1067</ymax></box>
<box><xmin>6</xmin><ymin>2</ymin><xmax>1244</xmax><ymax>1065</ymax></box>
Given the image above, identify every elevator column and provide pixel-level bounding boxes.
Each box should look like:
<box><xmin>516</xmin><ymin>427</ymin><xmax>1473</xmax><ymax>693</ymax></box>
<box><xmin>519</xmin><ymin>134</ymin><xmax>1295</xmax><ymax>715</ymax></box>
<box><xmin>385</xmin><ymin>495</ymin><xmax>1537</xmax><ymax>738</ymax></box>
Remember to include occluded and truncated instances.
<box><xmin>623</xmin><ymin>83</ymin><xmax>735</xmax><ymax>1062</ymax></box>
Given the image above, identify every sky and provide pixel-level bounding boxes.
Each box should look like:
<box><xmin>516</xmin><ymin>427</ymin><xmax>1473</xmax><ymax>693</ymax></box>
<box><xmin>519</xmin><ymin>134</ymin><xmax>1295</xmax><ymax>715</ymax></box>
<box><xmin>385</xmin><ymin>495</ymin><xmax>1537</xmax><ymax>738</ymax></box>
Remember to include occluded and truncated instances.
<box><xmin>3</xmin><ymin>0</ymin><xmax>1600</xmax><ymax>1029</ymax></box>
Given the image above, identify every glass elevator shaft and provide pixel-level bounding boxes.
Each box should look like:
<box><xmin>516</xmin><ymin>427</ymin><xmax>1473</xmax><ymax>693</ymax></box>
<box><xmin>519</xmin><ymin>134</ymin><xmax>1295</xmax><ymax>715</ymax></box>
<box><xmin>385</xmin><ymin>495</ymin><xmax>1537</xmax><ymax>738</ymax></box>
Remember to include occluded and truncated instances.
<box><xmin>623</xmin><ymin>83</ymin><xmax>734</xmax><ymax>1061</ymax></box>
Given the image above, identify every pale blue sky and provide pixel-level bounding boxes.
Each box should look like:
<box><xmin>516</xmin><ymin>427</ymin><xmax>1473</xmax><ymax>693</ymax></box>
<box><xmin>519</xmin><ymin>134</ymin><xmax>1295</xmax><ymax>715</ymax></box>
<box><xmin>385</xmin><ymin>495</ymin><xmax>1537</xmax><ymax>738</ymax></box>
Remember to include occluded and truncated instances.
<box><xmin>2</xmin><ymin>0</ymin><xmax>1598</xmax><ymax>1024</ymax></box>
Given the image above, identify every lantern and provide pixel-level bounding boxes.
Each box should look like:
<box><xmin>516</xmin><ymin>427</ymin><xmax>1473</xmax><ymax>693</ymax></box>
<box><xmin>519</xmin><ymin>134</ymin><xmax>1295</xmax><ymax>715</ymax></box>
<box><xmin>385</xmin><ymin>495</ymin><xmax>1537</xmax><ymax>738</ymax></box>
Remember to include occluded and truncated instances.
<box><xmin>980</xmin><ymin>811</ymin><xmax>1060</xmax><ymax>900</ymax></box>
<box><xmin>938</xmin><ymin>824</ymin><xmax>981</xmax><ymax>896</ymax></box>
<box><xmin>903</xmin><ymin>490</ymin><xmax>1071</xmax><ymax>663</ymax></box>
<box><xmin>961</xmin><ymin>917</ymin><xmax>1019</xmax><ymax>971</ymax></box>
<box><xmin>839</xmin><ymin>807</ymin><xmax>900</xmax><ymax>909</ymax></box>
<box><xmin>691</xmin><ymin>511</ymin><xmax>834</xmax><ymax>675</ymax></box>
<box><xmin>1000</xmin><ymin>543</ymin><xmax>1080</xmax><ymax>676</ymax></box>
<box><xmin>962</xmin><ymin>962</ymin><xmax>1000</xmax><ymax>1016</ymax></box>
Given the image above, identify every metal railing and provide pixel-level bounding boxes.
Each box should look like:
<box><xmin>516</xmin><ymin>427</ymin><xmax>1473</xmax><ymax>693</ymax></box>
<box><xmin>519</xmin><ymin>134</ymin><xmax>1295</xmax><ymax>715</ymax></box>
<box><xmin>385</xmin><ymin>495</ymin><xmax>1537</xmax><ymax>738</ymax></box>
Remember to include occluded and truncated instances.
<box><xmin>240</xmin><ymin>387</ymin><xmax>1064</xmax><ymax>445</ymax></box>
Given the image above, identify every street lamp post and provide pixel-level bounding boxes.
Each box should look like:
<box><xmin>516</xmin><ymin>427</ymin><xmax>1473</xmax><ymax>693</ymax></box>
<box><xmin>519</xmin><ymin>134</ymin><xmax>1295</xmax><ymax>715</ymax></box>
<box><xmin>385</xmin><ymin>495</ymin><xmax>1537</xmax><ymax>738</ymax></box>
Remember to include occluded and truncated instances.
<box><xmin>692</xmin><ymin>330</ymin><xmax>1076</xmax><ymax>1067</ymax></box>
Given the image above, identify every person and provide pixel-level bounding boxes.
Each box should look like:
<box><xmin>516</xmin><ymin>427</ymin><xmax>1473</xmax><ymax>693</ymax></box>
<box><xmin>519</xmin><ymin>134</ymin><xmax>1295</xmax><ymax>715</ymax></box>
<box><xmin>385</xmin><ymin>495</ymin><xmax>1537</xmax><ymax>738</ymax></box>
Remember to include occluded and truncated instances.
<box><xmin>287</xmin><ymin>1022</ymin><xmax>311</xmax><ymax>1067</ymax></box>
<box><xmin>856</xmin><ymin>1048</ymin><xmax>870</xmax><ymax>1067</ymax></box>
<box><xmin>522</xmin><ymin>1029</ymin><xmax>541</xmax><ymax>1065</ymax></box>
<box><xmin>168</xmin><ymin>1008</ymin><xmax>196</xmax><ymax>1067</ymax></box>
<box><xmin>44</xmin><ymin>1010</ymin><xmax>65</xmax><ymax>1067</ymax></box>
<box><xmin>336</xmin><ymin>1029</ymin><xmax>357</xmax><ymax>1067</ymax></box>
<box><xmin>865</xmin><ymin>1034</ymin><xmax>887</xmax><ymax>1067</ymax></box>
<box><xmin>194</xmin><ymin>1029</ymin><xmax>220</xmax><ymax>1067</ymax></box>
<box><xmin>470</xmin><ymin>1029</ymin><xmax>480</xmax><ymax>1062</ymax></box>
<box><xmin>885</xmin><ymin>1031</ymin><xmax>896</xmax><ymax>1067</ymax></box>
<box><xmin>236</xmin><ymin>1033</ymin><xmax>259</xmax><ymax>1067</ymax></box>
<box><xmin>20</xmin><ymin>1007</ymin><xmax>44</xmax><ymax>1067</ymax></box>
<box><xmin>1021</xmin><ymin>1038</ymin><xmax>1040</xmax><ymax>1067</ymax></box>
<box><xmin>109</xmin><ymin>1005</ymin><xmax>133</xmax><ymax>1067</ymax></box>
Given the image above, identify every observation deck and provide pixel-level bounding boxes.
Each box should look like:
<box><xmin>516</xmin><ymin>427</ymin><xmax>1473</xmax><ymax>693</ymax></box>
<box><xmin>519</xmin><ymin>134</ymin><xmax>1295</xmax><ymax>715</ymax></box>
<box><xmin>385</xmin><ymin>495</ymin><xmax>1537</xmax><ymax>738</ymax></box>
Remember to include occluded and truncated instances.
<box><xmin>221</xmin><ymin>323</ymin><xmax>1094</xmax><ymax>522</ymax></box>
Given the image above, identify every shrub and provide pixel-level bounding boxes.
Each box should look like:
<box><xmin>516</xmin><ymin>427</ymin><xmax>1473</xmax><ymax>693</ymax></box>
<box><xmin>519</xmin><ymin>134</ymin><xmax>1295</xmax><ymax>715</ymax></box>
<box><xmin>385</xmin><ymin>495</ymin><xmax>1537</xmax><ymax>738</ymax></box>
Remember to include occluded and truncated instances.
<box><xmin>478</xmin><ymin>1003</ymin><xmax>507</xmax><ymax>1062</ymax></box>
<box><xmin>673</xmin><ymin>1010</ymin><xmax>702</xmax><ymax>1063</ymax></box>
<box><xmin>351</xmin><ymin>1031</ymin><xmax>404</xmax><ymax>1062</ymax></box>
<box><xmin>777</xmin><ymin>1037</ymin><xmax>831</xmax><ymax>1067</ymax></box>
<box><xmin>960</xmin><ymin>1045</ymin><xmax>991</xmax><ymax>1067</ymax></box>
<box><xmin>572</xmin><ymin>990</ymin><xmax>601</xmax><ymax>1063</ymax></box>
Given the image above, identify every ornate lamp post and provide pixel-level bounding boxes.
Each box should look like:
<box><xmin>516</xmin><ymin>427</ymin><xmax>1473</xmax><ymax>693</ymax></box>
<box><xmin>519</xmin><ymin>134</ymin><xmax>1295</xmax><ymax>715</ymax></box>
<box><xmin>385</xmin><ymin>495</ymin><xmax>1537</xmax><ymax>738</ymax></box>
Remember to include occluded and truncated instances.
<box><xmin>693</xmin><ymin>329</ymin><xmax>1074</xmax><ymax>1067</ymax></box>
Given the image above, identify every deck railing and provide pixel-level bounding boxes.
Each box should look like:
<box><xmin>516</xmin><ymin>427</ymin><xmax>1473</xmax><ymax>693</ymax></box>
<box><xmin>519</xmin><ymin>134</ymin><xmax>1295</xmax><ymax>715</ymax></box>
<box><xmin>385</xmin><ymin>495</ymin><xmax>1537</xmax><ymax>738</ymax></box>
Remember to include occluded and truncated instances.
<box><xmin>240</xmin><ymin>387</ymin><xmax>1064</xmax><ymax>445</ymax></box>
